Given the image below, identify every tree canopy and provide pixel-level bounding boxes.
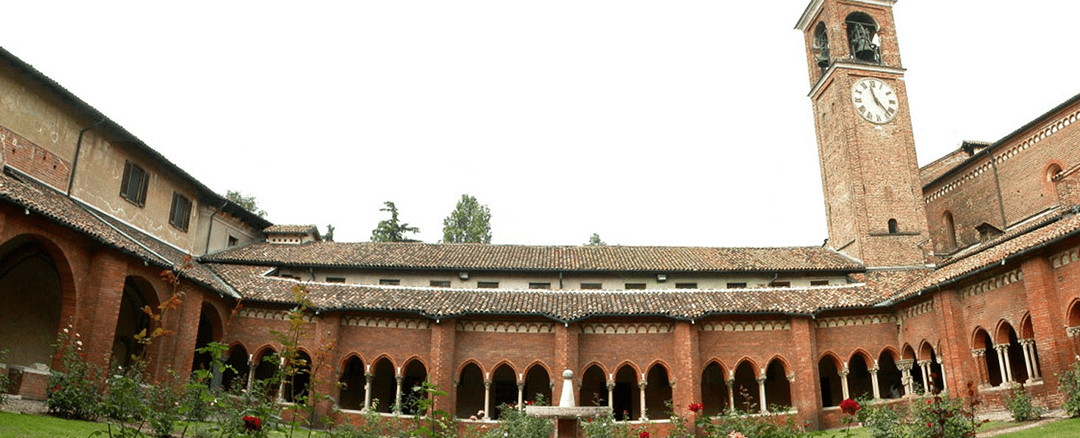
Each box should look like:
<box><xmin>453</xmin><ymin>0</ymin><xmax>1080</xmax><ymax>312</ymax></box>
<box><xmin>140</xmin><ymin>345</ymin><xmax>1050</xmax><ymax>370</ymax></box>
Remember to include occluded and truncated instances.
<box><xmin>586</xmin><ymin>233</ymin><xmax>606</xmax><ymax>246</ymax></box>
<box><xmin>371</xmin><ymin>201</ymin><xmax>420</xmax><ymax>242</ymax></box>
<box><xmin>225</xmin><ymin>190</ymin><xmax>267</xmax><ymax>218</ymax></box>
<box><xmin>442</xmin><ymin>194</ymin><xmax>492</xmax><ymax>244</ymax></box>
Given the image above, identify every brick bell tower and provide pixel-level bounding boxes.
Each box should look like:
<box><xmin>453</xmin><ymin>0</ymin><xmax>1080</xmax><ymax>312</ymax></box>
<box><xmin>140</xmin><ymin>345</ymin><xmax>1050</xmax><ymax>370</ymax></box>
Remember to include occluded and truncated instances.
<box><xmin>796</xmin><ymin>0</ymin><xmax>930</xmax><ymax>268</ymax></box>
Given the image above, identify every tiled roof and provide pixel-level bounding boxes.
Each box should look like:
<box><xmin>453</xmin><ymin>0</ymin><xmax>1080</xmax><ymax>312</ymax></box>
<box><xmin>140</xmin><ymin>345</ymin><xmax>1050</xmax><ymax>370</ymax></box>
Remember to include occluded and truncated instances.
<box><xmin>207</xmin><ymin>264</ymin><xmax>916</xmax><ymax>321</ymax></box>
<box><xmin>263</xmin><ymin>225</ymin><xmax>318</xmax><ymax>235</ymax></box>
<box><xmin>204</xmin><ymin>242</ymin><xmax>863</xmax><ymax>273</ymax></box>
<box><xmin>0</xmin><ymin>169</ymin><xmax>236</xmax><ymax>298</ymax></box>
<box><xmin>894</xmin><ymin>207</ymin><xmax>1080</xmax><ymax>301</ymax></box>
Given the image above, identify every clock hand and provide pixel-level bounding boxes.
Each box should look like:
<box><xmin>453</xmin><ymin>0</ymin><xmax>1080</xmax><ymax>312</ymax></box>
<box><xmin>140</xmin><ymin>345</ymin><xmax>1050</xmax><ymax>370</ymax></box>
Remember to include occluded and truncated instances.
<box><xmin>869</xmin><ymin>86</ymin><xmax>886</xmax><ymax>110</ymax></box>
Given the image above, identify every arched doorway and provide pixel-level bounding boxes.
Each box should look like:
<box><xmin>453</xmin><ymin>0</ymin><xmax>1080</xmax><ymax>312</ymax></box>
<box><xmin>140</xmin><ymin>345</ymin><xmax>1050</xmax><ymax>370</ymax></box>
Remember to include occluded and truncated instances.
<box><xmin>974</xmin><ymin>328</ymin><xmax>1002</xmax><ymax>387</ymax></box>
<box><xmin>252</xmin><ymin>348</ymin><xmax>279</xmax><ymax>398</ymax></box>
<box><xmin>848</xmin><ymin>353</ymin><xmax>873</xmax><ymax>400</ymax></box>
<box><xmin>818</xmin><ymin>355</ymin><xmax>842</xmax><ymax>407</ymax></box>
<box><xmin>732</xmin><ymin>361</ymin><xmax>759</xmax><ymax>413</ymax></box>
<box><xmin>644</xmin><ymin>364</ymin><xmax>672</xmax><ymax>420</ymax></box>
<box><xmin>764</xmin><ymin>359</ymin><xmax>791</xmax><ymax>409</ymax></box>
<box><xmin>523</xmin><ymin>365</ymin><xmax>552</xmax><ymax>405</ymax></box>
<box><xmin>490</xmin><ymin>363</ymin><xmax>517</xmax><ymax>419</ymax></box>
<box><xmin>613</xmin><ymin>364</ymin><xmax>639</xmax><ymax>420</ymax></box>
<box><xmin>400</xmin><ymin>360</ymin><xmax>428</xmax><ymax>415</ymax></box>
<box><xmin>701</xmin><ymin>362</ymin><xmax>728</xmax><ymax>415</ymax></box>
<box><xmin>112</xmin><ymin>276</ymin><xmax>158</xmax><ymax>369</ymax></box>
<box><xmin>191</xmin><ymin>303</ymin><xmax>223</xmax><ymax>382</ymax></box>
<box><xmin>339</xmin><ymin>356</ymin><xmax>366</xmax><ymax>410</ymax></box>
<box><xmin>371</xmin><ymin>357</ymin><xmax>396</xmax><ymax>413</ymax></box>
<box><xmin>284</xmin><ymin>350</ymin><xmax>312</xmax><ymax>403</ymax></box>
<box><xmin>0</xmin><ymin>237</ymin><xmax>65</xmax><ymax>368</ymax></box>
<box><xmin>456</xmin><ymin>362</ymin><xmax>484</xmax><ymax>418</ymax></box>
<box><xmin>579</xmin><ymin>364</ymin><xmax>607</xmax><ymax>407</ymax></box>
<box><xmin>876</xmin><ymin>351</ymin><xmax>903</xmax><ymax>398</ymax></box>
<box><xmin>222</xmin><ymin>344</ymin><xmax>250</xmax><ymax>392</ymax></box>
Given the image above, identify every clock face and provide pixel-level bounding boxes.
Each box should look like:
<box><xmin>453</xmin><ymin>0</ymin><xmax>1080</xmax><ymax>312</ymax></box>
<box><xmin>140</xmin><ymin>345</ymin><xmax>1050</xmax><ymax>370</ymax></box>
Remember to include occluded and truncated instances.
<box><xmin>851</xmin><ymin>78</ymin><xmax>899</xmax><ymax>124</ymax></box>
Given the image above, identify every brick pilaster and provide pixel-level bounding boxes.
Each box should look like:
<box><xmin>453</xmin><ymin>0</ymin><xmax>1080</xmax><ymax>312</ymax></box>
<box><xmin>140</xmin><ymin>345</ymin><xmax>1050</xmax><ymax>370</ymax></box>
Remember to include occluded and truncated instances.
<box><xmin>1022</xmin><ymin>256</ymin><xmax>1069</xmax><ymax>389</ymax></box>
<box><xmin>934</xmin><ymin>289</ymin><xmax>979</xmax><ymax>394</ymax></box>
<box><xmin>76</xmin><ymin>249</ymin><xmax>127</xmax><ymax>370</ymax></box>
<box><xmin>672</xmin><ymin>321</ymin><xmax>699</xmax><ymax>428</ymax></box>
<box><xmin>312</xmin><ymin>312</ymin><xmax>342</xmax><ymax>422</ymax></box>
<box><xmin>429</xmin><ymin>318</ymin><xmax>457</xmax><ymax>414</ymax></box>
<box><xmin>790</xmin><ymin>317</ymin><xmax>822</xmax><ymax>429</ymax></box>
<box><xmin>552</xmin><ymin>323</ymin><xmax>578</xmax><ymax>405</ymax></box>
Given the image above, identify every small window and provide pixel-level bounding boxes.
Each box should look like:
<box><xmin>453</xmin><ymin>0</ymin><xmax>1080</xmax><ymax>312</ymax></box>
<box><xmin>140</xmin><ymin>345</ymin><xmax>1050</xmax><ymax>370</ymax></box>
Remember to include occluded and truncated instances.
<box><xmin>477</xmin><ymin>281</ymin><xmax>499</xmax><ymax>289</ymax></box>
<box><xmin>771</xmin><ymin>281</ymin><xmax>791</xmax><ymax>288</ymax></box>
<box><xmin>529</xmin><ymin>282</ymin><xmax>551</xmax><ymax>290</ymax></box>
<box><xmin>675</xmin><ymin>283</ymin><xmax>698</xmax><ymax>289</ymax></box>
<box><xmin>227</xmin><ymin>235</ymin><xmax>239</xmax><ymax>247</ymax></box>
<box><xmin>430</xmin><ymin>280</ymin><xmax>451</xmax><ymax>287</ymax></box>
<box><xmin>887</xmin><ymin>219</ymin><xmax>899</xmax><ymax>234</ymax></box>
<box><xmin>625</xmin><ymin>283</ymin><xmax>646</xmax><ymax>290</ymax></box>
<box><xmin>810</xmin><ymin>280</ymin><xmax>830</xmax><ymax>286</ymax></box>
<box><xmin>379</xmin><ymin>279</ymin><xmax>400</xmax><ymax>286</ymax></box>
<box><xmin>120</xmin><ymin>161</ymin><xmax>150</xmax><ymax>206</ymax></box>
<box><xmin>169</xmin><ymin>192</ymin><xmax>191</xmax><ymax>231</ymax></box>
<box><xmin>580</xmin><ymin>283</ymin><xmax>602</xmax><ymax>290</ymax></box>
<box><xmin>726</xmin><ymin>282</ymin><xmax>747</xmax><ymax>289</ymax></box>
<box><xmin>326</xmin><ymin>277</ymin><xmax>346</xmax><ymax>283</ymax></box>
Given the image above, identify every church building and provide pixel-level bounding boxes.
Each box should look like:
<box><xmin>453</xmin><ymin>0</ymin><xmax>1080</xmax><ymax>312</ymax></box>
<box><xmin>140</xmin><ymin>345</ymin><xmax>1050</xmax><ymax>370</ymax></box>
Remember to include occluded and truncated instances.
<box><xmin>2</xmin><ymin>0</ymin><xmax>1080</xmax><ymax>434</ymax></box>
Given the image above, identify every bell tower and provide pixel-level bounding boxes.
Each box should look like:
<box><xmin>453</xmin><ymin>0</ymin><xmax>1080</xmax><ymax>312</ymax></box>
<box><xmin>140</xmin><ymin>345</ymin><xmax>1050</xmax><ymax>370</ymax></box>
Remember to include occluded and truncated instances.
<box><xmin>795</xmin><ymin>0</ymin><xmax>929</xmax><ymax>267</ymax></box>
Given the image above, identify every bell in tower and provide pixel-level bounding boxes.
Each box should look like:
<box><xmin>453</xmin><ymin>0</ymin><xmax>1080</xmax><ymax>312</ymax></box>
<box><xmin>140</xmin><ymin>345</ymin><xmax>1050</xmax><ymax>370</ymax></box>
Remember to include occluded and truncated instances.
<box><xmin>846</xmin><ymin>13</ymin><xmax>880</xmax><ymax>63</ymax></box>
<box><xmin>813</xmin><ymin>23</ymin><xmax>830</xmax><ymax>71</ymax></box>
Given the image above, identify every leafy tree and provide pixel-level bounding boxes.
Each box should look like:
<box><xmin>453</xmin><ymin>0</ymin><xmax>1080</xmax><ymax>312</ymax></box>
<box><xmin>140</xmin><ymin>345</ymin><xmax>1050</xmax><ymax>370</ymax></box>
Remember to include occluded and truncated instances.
<box><xmin>586</xmin><ymin>233</ymin><xmax>606</xmax><ymax>246</ymax></box>
<box><xmin>442</xmin><ymin>194</ymin><xmax>492</xmax><ymax>243</ymax></box>
<box><xmin>225</xmin><ymin>190</ymin><xmax>267</xmax><ymax>218</ymax></box>
<box><xmin>371</xmin><ymin>201</ymin><xmax>420</xmax><ymax>242</ymax></box>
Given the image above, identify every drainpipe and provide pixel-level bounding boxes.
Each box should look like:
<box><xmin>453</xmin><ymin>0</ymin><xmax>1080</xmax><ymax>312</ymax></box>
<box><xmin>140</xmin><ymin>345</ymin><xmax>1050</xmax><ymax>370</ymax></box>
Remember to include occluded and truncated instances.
<box><xmin>203</xmin><ymin>201</ymin><xmax>228</xmax><ymax>255</ymax></box>
<box><xmin>66</xmin><ymin>119</ymin><xmax>106</xmax><ymax>195</ymax></box>
<box><xmin>985</xmin><ymin>148</ymin><xmax>1008</xmax><ymax>230</ymax></box>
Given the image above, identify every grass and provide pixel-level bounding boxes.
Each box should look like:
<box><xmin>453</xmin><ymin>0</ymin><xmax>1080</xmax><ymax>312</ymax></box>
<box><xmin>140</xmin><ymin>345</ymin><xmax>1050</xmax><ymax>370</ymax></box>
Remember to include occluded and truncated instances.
<box><xmin>4</xmin><ymin>411</ymin><xmax>1080</xmax><ymax>438</ymax></box>
<box><xmin>0</xmin><ymin>411</ymin><xmax>108</xmax><ymax>437</ymax></box>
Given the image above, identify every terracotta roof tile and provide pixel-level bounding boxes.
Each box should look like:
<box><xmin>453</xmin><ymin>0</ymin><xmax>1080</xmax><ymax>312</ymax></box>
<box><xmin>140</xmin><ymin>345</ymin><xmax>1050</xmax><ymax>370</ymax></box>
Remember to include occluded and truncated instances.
<box><xmin>263</xmin><ymin>224</ymin><xmax>318</xmax><ymax>234</ymax></box>
<box><xmin>205</xmin><ymin>242</ymin><xmax>862</xmax><ymax>273</ymax></box>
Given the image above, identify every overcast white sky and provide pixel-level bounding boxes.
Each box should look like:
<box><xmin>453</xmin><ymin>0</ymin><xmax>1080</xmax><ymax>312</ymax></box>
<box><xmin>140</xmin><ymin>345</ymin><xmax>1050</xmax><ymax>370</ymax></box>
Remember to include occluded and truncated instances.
<box><xmin>1</xmin><ymin>1</ymin><xmax>1077</xmax><ymax>246</ymax></box>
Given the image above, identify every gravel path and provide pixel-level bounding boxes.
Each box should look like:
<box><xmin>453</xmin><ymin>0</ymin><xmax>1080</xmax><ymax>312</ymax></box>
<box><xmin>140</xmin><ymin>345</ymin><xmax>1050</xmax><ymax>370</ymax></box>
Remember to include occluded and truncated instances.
<box><xmin>0</xmin><ymin>396</ymin><xmax>48</xmax><ymax>415</ymax></box>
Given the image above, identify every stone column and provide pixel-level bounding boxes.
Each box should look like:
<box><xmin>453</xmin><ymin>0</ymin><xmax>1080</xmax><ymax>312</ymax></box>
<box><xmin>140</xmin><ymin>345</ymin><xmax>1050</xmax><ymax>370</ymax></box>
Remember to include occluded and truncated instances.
<box><xmin>363</xmin><ymin>372</ymin><xmax>373</xmax><ymax>412</ymax></box>
<box><xmin>869</xmin><ymin>366</ymin><xmax>881</xmax><ymax>399</ymax></box>
<box><xmin>995</xmin><ymin>344</ymin><xmax>1012</xmax><ymax>383</ymax></box>
<box><xmin>936</xmin><ymin>356</ymin><xmax>948</xmax><ymax>393</ymax></box>
<box><xmin>897</xmin><ymin>359</ymin><xmax>914</xmax><ymax>396</ymax></box>
<box><xmin>639</xmin><ymin>379</ymin><xmax>648</xmax><ymax>421</ymax></box>
<box><xmin>918</xmin><ymin>360</ymin><xmax>932</xmax><ymax>394</ymax></box>
<box><xmin>839</xmin><ymin>368</ymin><xmax>850</xmax><ymax>400</ymax></box>
<box><xmin>726</xmin><ymin>378</ymin><xmax>735</xmax><ymax>413</ymax></box>
<box><xmin>971</xmin><ymin>349</ymin><xmax>987</xmax><ymax>385</ymax></box>
<box><xmin>246</xmin><ymin>353</ymin><xmax>256</xmax><ymax>393</ymax></box>
<box><xmin>518</xmin><ymin>379</ymin><xmax>525</xmax><ymax>407</ymax></box>
<box><xmin>483</xmin><ymin>379</ymin><xmax>492</xmax><ymax>419</ymax></box>
<box><xmin>394</xmin><ymin>373</ymin><xmax>404</xmax><ymax>415</ymax></box>
<box><xmin>606</xmin><ymin>381</ymin><xmax>615</xmax><ymax>409</ymax></box>
<box><xmin>757</xmin><ymin>376</ymin><xmax>768</xmax><ymax>414</ymax></box>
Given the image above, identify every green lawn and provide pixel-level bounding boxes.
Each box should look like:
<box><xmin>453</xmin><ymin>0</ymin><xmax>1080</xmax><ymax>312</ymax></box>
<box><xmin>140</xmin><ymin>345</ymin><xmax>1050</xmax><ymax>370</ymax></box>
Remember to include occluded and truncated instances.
<box><xmin>3</xmin><ymin>411</ymin><xmax>1080</xmax><ymax>438</ymax></box>
<box><xmin>0</xmin><ymin>411</ymin><xmax>108</xmax><ymax>437</ymax></box>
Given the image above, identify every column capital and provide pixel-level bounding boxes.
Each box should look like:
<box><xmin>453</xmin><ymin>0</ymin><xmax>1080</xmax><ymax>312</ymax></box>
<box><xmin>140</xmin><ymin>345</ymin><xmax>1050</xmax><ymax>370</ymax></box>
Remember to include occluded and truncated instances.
<box><xmin>838</xmin><ymin>370</ymin><xmax>850</xmax><ymax>378</ymax></box>
<box><xmin>787</xmin><ymin>373</ymin><xmax>796</xmax><ymax>383</ymax></box>
<box><xmin>868</xmin><ymin>367</ymin><xmax>880</xmax><ymax>374</ymax></box>
<box><xmin>971</xmin><ymin>348</ymin><xmax>985</xmax><ymax>358</ymax></box>
<box><xmin>484</xmin><ymin>380</ymin><xmax>491</xmax><ymax>389</ymax></box>
<box><xmin>896</xmin><ymin>359</ymin><xmax>914</xmax><ymax>370</ymax></box>
<box><xmin>1068</xmin><ymin>326</ymin><xmax>1080</xmax><ymax>338</ymax></box>
<box><xmin>639</xmin><ymin>380</ymin><xmax>648</xmax><ymax>389</ymax></box>
<box><xmin>756</xmin><ymin>376</ymin><xmax>768</xmax><ymax>384</ymax></box>
<box><xmin>725</xmin><ymin>379</ymin><xmax>735</xmax><ymax>387</ymax></box>
<box><xmin>917</xmin><ymin>359</ymin><xmax>931</xmax><ymax>367</ymax></box>
<box><xmin>606</xmin><ymin>382</ymin><xmax>615</xmax><ymax>390</ymax></box>
<box><xmin>1018</xmin><ymin>338</ymin><xmax>1036</xmax><ymax>346</ymax></box>
<box><xmin>994</xmin><ymin>343</ymin><xmax>1010</xmax><ymax>352</ymax></box>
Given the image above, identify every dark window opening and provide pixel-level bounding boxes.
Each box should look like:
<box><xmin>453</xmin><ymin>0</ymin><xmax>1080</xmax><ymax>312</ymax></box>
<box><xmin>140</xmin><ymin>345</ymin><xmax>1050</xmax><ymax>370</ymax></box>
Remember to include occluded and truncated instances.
<box><xmin>169</xmin><ymin>192</ymin><xmax>191</xmax><ymax>231</ymax></box>
<box><xmin>624</xmin><ymin>283</ymin><xmax>646</xmax><ymax>290</ymax></box>
<box><xmin>771</xmin><ymin>281</ymin><xmax>791</xmax><ymax>288</ymax></box>
<box><xmin>120</xmin><ymin>161</ymin><xmax>150</xmax><ymax>207</ymax></box>
<box><xmin>810</xmin><ymin>280</ymin><xmax>830</xmax><ymax>286</ymax></box>
<box><xmin>379</xmin><ymin>279</ymin><xmax>400</xmax><ymax>285</ymax></box>
<box><xmin>227</xmin><ymin>235</ymin><xmax>239</xmax><ymax>247</ymax></box>
<box><xmin>887</xmin><ymin>219</ymin><xmax>899</xmax><ymax>234</ymax></box>
<box><xmin>326</xmin><ymin>277</ymin><xmax>346</xmax><ymax>283</ymax></box>
<box><xmin>580</xmin><ymin>282</ymin><xmax>602</xmax><ymax>290</ymax></box>
<box><xmin>675</xmin><ymin>283</ymin><xmax>697</xmax><ymax>289</ymax></box>
<box><xmin>529</xmin><ymin>282</ymin><xmax>551</xmax><ymax>289</ymax></box>
<box><xmin>430</xmin><ymin>280</ymin><xmax>451</xmax><ymax>287</ymax></box>
<box><xmin>726</xmin><ymin>282</ymin><xmax>747</xmax><ymax>289</ymax></box>
<box><xmin>477</xmin><ymin>281</ymin><xmax>499</xmax><ymax>289</ymax></box>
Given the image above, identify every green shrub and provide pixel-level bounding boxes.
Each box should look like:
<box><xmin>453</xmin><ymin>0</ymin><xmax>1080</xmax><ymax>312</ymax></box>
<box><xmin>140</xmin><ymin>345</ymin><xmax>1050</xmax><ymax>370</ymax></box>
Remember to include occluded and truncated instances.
<box><xmin>46</xmin><ymin>327</ymin><xmax>103</xmax><ymax>420</ymax></box>
<box><xmin>1005</xmin><ymin>384</ymin><xmax>1043</xmax><ymax>422</ymax></box>
<box><xmin>1058</xmin><ymin>359</ymin><xmax>1080</xmax><ymax>417</ymax></box>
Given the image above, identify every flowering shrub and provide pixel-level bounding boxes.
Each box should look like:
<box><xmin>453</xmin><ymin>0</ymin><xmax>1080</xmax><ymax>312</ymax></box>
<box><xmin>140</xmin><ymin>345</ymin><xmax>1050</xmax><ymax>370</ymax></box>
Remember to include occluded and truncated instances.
<box><xmin>46</xmin><ymin>325</ymin><xmax>103</xmax><ymax>420</ymax></box>
<box><xmin>689</xmin><ymin>403</ymin><xmax>704</xmax><ymax>413</ymax></box>
<box><xmin>860</xmin><ymin>381</ymin><xmax>985</xmax><ymax>438</ymax></box>
<box><xmin>244</xmin><ymin>415</ymin><xmax>263</xmax><ymax>431</ymax></box>
<box><xmin>839</xmin><ymin>398</ymin><xmax>860</xmax><ymax>415</ymax></box>
<box><xmin>639</xmin><ymin>431</ymin><xmax>651</xmax><ymax>438</ymax></box>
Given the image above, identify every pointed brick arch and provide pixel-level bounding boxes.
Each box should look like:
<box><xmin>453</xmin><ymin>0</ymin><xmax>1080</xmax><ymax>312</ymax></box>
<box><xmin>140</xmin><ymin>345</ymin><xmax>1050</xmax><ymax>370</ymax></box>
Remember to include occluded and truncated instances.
<box><xmin>456</xmin><ymin>361</ymin><xmax>485</xmax><ymax>418</ymax></box>
<box><xmin>338</xmin><ymin>354</ymin><xmax>366</xmax><ymax>410</ymax></box>
<box><xmin>612</xmin><ymin>363</ymin><xmax>641</xmax><ymax>420</ymax></box>
<box><xmin>817</xmin><ymin>353</ymin><xmax>843</xmax><ymax>407</ymax></box>
<box><xmin>400</xmin><ymin>358</ymin><xmax>429</xmax><ymax>415</ymax></box>
<box><xmin>701</xmin><ymin>360</ymin><xmax>729</xmax><ymax>416</ymax></box>
<box><xmin>490</xmin><ymin>362</ymin><xmax>518</xmax><ymax>419</ymax></box>
<box><xmin>579</xmin><ymin>363</ymin><xmax>609</xmax><ymax>409</ymax></box>
<box><xmin>522</xmin><ymin>362</ymin><xmax>552</xmax><ymax>405</ymax></box>
<box><xmin>370</xmin><ymin>356</ymin><xmax>397</xmax><ymax>413</ymax></box>
<box><xmin>732</xmin><ymin>359</ymin><xmax>760</xmax><ymax>412</ymax></box>
<box><xmin>644</xmin><ymin>361</ymin><xmax>673</xmax><ymax>419</ymax></box>
<box><xmin>0</xmin><ymin>234</ymin><xmax>74</xmax><ymax>370</ymax></box>
<box><xmin>764</xmin><ymin>356</ymin><xmax>792</xmax><ymax>409</ymax></box>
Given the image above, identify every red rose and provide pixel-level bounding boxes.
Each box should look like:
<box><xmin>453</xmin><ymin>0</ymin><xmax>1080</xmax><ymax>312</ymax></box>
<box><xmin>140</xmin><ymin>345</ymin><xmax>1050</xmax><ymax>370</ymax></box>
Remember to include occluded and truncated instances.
<box><xmin>839</xmin><ymin>398</ymin><xmax>860</xmax><ymax>415</ymax></box>
<box><xmin>639</xmin><ymin>432</ymin><xmax>650</xmax><ymax>438</ymax></box>
<box><xmin>689</xmin><ymin>402</ymin><xmax>704</xmax><ymax>412</ymax></box>
<box><xmin>243</xmin><ymin>416</ymin><xmax>262</xmax><ymax>431</ymax></box>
